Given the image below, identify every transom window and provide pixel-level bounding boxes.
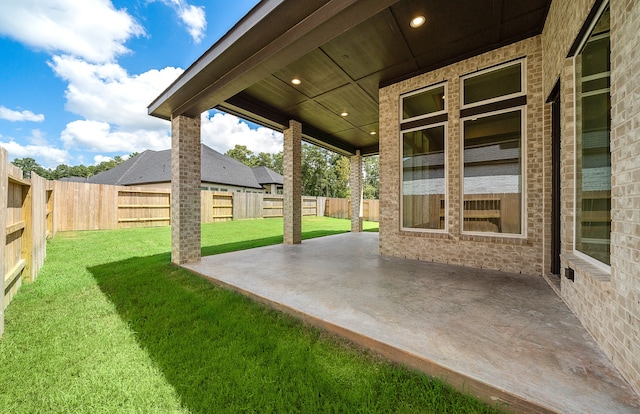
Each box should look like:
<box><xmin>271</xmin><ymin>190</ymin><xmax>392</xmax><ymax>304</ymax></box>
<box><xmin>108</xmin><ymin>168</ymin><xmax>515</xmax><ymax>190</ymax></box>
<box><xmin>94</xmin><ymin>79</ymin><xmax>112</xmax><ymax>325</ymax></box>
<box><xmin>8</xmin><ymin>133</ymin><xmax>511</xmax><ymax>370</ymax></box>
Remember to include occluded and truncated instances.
<box><xmin>402</xmin><ymin>85</ymin><xmax>446</xmax><ymax>121</ymax></box>
<box><xmin>400</xmin><ymin>83</ymin><xmax>447</xmax><ymax>232</ymax></box>
<box><xmin>461</xmin><ymin>60</ymin><xmax>525</xmax><ymax>108</ymax></box>
<box><xmin>574</xmin><ymin>4</ymin><xmax>611</xmax><ymax>266</ymax></box>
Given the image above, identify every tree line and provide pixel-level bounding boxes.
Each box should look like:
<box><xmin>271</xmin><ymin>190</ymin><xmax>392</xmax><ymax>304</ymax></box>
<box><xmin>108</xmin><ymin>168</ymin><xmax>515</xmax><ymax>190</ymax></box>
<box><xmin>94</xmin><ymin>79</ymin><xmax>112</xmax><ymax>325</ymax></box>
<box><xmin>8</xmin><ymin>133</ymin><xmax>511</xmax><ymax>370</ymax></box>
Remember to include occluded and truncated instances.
<box><xmin>224</xmin><ymin>144</ymin><xmax>379</xmax><ymax>199</ymax></box>
<box><xmin>11</xmin><ymin>144</ymin><xmax>379</xmax><ymax>199</ymax></box>
<box><xmin>11</xmin><ymin>155</ymin><xmax>135</xmax><ymax>180</ymax></box>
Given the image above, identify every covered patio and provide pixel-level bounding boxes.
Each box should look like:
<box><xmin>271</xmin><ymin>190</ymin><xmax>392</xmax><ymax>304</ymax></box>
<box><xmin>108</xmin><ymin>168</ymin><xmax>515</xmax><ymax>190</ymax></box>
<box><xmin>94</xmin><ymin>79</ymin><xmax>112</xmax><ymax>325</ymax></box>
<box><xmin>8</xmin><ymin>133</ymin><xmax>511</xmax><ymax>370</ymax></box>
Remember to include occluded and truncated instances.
<box><xmin>148</xmin><ymin>0</ymin><xmax>640</xmax><ymax>409</ymax></box>
<box><xmin>184</xmin><ymin>232</ymin><xmax>640</xmax><ymax>413</ymax></box>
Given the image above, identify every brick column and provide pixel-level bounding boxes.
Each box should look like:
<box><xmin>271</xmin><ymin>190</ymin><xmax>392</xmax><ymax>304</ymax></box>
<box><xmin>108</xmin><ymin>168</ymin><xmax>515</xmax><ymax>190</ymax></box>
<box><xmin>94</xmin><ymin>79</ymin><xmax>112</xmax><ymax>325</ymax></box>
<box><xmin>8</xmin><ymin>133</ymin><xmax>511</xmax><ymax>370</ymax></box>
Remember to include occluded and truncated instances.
<box><xmin>350</xmin><ymin>150</ymin><xmax>363</xmax><ymax>232</ymax></box>
<box><xmin>171</xmin><ymin>114</ymin><xmax>201</xmax><ymax>264</ymax></box>
<box><xmin>284</xmin><ymin>120</ymin><xmax>302</xmax><ymax>244</ymax></box>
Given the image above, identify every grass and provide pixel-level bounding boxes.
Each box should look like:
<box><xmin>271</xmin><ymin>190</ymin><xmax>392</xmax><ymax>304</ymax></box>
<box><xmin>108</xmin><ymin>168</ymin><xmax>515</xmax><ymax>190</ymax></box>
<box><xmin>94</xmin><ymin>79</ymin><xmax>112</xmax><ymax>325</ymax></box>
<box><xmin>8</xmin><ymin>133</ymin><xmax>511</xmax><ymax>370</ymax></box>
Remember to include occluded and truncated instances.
<box><xmin>0</xmin><ymin>217</ymin><xmax>499</xmax><ymax>413</ymax></box>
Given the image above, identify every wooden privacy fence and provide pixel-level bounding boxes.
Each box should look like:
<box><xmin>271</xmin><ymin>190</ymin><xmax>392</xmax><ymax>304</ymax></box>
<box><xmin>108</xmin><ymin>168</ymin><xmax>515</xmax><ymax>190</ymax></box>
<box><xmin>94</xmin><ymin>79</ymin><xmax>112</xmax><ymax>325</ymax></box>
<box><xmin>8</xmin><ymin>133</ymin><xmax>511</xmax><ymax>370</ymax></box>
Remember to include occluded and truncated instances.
<box><xmin>53</xmin><ymin>182</ymin><xmax>380</xmax><ymax>231</ymax></box>
<box><xmin>1</xmin><ymin>147</ymin><xmax>52</xmax><ymax>336</ymax></box>
<box><xmin>118</xmin><ymin>190</ymin><xmax>171</xmax><ymax>228</ymax></box>
<box><xmin>53</xmin><ymin>181</ymin><xmax>172</xmax><ymax>231</ymax></box>
<box><xmin>324</xmin><ymin>198</ymin><xmax>380</xmax><ymax>222</ymax></box>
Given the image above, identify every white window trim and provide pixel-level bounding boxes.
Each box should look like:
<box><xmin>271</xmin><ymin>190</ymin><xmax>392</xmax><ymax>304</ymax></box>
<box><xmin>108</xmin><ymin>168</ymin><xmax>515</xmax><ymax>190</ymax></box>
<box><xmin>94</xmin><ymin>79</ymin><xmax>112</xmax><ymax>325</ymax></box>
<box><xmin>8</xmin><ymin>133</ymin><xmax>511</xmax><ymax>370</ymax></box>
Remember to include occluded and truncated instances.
<box><xmin>400</xmin><ymin>121</ymin><xmax>449</xmax><ymax>234</ymax></box>
<box><xmin>572</xmin><ymin>0</ymin><xmax>612</xmax><ymax>273</ymax></box>
<box><xmin>400</xmin><ymin>82</ymin><xmax>448</xmax><ymax>124</ymax></box>
<box><xmin>460</xmin><ymin>106</ymin><xmax>527</xmax><ymax>239</ymax></box>
<box><xmin>460</xmin><ymin>59</ymin><xmax>526</xmax><ymax>110</ymax></box>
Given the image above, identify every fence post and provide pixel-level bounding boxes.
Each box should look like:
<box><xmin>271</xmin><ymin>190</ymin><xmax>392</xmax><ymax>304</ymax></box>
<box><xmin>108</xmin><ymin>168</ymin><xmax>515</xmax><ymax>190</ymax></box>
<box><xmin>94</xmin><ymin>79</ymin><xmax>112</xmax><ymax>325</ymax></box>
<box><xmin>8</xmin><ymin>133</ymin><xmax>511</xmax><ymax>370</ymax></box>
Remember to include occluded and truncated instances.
<box><xmin>0</xmin><ymin>148</ymin><xmax>7</xmax><ymax>336</ymax></box>
<box><xmin>21</xmin><ymin>181</ymin><xmax>33</xmax><ymax>281</ymax></box>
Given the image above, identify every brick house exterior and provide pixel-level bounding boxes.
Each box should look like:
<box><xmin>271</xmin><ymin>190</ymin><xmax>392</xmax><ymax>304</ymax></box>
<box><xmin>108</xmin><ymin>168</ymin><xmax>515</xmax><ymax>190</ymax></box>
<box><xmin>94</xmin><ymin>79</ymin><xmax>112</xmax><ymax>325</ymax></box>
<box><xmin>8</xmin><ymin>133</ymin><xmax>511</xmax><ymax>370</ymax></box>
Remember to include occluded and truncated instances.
<box><xmin>149</xmin><ymin>0</ymin><xmax>640</xmax><ymax>396</ymax></box>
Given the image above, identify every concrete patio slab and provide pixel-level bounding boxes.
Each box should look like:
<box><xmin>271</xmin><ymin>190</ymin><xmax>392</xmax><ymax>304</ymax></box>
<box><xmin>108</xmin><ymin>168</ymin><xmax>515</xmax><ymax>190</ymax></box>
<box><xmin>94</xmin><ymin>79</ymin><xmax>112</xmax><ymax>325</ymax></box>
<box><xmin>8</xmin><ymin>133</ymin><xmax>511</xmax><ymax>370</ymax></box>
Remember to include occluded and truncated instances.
<box><xmin>183</xmin><ymin>232</ymin><xmax>640</xmax><ymax>414</ymax></box>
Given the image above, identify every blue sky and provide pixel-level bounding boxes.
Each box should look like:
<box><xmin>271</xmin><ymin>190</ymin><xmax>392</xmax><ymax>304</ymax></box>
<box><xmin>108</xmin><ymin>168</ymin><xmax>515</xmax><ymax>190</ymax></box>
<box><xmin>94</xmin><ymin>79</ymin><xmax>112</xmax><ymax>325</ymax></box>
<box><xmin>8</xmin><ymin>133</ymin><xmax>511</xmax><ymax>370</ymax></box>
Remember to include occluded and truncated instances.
<box><xmin>0</xmin><ymin>0</ymin><xmax>283</xmax><ymax>169</ymax></box>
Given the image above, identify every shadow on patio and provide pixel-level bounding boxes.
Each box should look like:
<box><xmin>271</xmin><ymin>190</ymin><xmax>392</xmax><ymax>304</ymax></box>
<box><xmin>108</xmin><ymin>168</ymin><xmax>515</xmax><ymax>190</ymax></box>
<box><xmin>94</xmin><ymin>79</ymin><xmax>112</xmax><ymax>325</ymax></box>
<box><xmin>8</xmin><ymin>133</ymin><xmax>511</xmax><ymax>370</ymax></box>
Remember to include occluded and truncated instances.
<box><xmin>184</xmin><ymin>232</ymin><xmax>640</xmax><ymax>414</ymax></box>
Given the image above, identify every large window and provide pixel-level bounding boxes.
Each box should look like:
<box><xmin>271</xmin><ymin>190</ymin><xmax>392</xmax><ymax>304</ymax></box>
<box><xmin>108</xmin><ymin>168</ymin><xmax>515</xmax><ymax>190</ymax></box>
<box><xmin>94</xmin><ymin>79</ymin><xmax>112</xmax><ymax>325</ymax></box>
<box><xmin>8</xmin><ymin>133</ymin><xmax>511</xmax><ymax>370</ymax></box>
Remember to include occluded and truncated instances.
<box><xmin>400</xmin><ymin>84</ymin><xmax>447</xmax><ymax>231</ymax></box>
<box><xmin>575</xmin><ymin>5</ymin><xmax>611</xmax><ymax>266</ymax></box>
<box><xmin>462</xmin><ymin>110</ymin><xmax>523</xmax><ymax>234</ymax></box>
<box><xmin>402</xmin><ymin>124</ymin><xmax>446</xmax><ymax>230</ymax></box>
<box><xmin>461</xmin><ymin>60</ymin><xmax>525</xmax><ymax>235</ymax></box>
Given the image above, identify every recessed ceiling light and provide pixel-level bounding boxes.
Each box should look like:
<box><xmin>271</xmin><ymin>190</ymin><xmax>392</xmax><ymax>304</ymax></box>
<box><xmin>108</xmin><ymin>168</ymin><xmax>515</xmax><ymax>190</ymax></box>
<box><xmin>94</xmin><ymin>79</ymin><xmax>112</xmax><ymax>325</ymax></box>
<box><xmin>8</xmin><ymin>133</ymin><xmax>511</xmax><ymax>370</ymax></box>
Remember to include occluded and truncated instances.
<box><xmin>341</xmin><ymin>112</ymin><xmax>349</xmax><ymax>117</ymax></box>
<box><xmin>410</xmin><ymin>16</ymin><xmax>425</xmax><ymax>28</ymax></box>
<box><xmin>370</xmin><ymin>131</ymin><xmax>377</xmax><ymax>135</ymax></box>
<box><xmin>291</xmin><ymin>78</ymin><xmax>301</xmax><ymax>85</ymax></box>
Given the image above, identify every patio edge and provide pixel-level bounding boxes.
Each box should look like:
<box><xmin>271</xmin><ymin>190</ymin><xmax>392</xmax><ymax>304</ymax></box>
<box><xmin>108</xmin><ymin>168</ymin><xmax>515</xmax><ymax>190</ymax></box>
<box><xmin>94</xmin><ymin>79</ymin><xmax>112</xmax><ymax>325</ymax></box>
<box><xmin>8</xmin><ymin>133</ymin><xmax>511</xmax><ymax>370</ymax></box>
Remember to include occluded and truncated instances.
<box><xmin>185</xmin><ymin>265</ymin><xmax>560</xmax><ymax>414</ymax></box>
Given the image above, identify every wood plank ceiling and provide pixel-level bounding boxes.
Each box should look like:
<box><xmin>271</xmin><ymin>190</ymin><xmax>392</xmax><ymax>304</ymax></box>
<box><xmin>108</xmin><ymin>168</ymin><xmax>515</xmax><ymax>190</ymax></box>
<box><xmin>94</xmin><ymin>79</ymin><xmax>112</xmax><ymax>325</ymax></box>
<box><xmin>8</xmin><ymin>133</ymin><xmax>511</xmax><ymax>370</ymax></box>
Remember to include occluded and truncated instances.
<box><xmin>150</xmin><ymin>0</ymin><xmax>551</xmax><ymax>156</ymax></box>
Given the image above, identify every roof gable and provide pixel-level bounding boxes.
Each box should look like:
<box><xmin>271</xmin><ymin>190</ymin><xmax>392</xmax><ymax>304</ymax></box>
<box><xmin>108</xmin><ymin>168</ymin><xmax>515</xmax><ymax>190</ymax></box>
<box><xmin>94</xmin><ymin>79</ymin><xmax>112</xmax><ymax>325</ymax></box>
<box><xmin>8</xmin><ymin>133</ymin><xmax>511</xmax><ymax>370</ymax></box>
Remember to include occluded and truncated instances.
<box><xmin>252</xmin><ymin>166</ymin><xmax>283</xmax><ymax>185</ymax></box>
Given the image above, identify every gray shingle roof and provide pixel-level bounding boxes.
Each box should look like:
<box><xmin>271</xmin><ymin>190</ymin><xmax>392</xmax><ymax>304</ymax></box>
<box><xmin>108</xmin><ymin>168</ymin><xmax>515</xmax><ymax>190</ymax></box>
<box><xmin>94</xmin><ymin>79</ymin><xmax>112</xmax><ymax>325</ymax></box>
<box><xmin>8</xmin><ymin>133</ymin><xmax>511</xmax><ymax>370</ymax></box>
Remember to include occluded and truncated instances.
<box><xmin>86</xmin><ymin>144</ymin><xmax>280</xmax><ymax>189</ymax></box>
<box><xmin>251</xmin><ymin>166</ymin><xmax>283</xmax><ymax>185</ymax></box>
<box><xmin>59</xmin><ymin>176</ymin><xmax>89</xmax><ymax>183</ymax></box>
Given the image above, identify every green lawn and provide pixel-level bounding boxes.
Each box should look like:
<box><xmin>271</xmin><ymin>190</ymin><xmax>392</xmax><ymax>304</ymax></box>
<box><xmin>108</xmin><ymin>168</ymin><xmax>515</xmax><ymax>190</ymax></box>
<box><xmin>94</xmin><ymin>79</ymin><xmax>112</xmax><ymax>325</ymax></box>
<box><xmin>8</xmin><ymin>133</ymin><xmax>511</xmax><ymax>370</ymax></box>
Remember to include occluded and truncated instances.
<box><xmin>0</xmin><ymin>217</ymin><xmax>499</xmax><ymax>413</ymax></box>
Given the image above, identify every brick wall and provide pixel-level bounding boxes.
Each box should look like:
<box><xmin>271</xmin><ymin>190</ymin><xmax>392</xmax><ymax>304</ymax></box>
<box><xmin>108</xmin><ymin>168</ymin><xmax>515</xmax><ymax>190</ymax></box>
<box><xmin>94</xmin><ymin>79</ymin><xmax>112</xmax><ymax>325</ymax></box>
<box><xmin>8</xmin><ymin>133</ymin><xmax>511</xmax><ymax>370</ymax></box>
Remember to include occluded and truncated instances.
<box><xmin>541</xmin><ymin>0</ymin><xmax>597</xmax><ymax>97</ymax></box>
<box><xmin>379</xmin><ymin>36</ymin><xmax>546</xmax><ymax>276</ymax></box>
<box><xmin>543</xmin><ymin>0</ymin><xmax>640</xmax><ymax>395</ymax></box>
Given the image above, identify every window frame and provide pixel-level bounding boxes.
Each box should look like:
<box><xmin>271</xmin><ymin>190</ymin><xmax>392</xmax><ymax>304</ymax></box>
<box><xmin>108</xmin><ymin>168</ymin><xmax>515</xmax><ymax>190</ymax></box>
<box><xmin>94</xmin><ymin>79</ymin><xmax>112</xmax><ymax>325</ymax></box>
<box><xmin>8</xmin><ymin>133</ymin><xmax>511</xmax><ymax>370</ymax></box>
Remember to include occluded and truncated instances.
<box><xmin>399</xmin><ymin>82</ymin><xmax>448</xmax><ymax>233</ymax></box>
<box><xmin>400</xmin><ymin>121</ymin><xmax>448</xmax><ymax>233</ymax></box>
<box><xmin>460</xmin><ymin>105</ymin><xmax>527</xmax><ymax>238</ymax></box>
<box><xmin>572</xmin><ymin>0</ymin><xmax>611</xmax><ymax>272</ymax></box>
<box><xmin>460</xmin><ymin>59</ymin><xmax>527</xmax><ymax>110</ymax></box>
<box><xmin>400</xmin><ymin>82</ymin><xmax>448</xmax><ymax>126</ymax></box>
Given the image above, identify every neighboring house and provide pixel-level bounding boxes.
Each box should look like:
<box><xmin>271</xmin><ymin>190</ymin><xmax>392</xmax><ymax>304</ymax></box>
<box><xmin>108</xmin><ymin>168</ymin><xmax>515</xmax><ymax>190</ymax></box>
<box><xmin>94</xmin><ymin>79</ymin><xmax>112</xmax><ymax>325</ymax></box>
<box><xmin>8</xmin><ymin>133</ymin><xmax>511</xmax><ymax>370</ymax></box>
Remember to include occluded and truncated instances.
<box><xmin>148</xmin><ymin>0</ymin><xmax>640</xmax><ymax>396</ymax></box>
<box><xmin>251</xmin><ymin>165</ymin><xmax>284</xmax><ymax>195</ymax></box>
<box><xmin>66</xmin><ymin>144</ymin><xmax>283</xmax><ymax>194</ymax></box>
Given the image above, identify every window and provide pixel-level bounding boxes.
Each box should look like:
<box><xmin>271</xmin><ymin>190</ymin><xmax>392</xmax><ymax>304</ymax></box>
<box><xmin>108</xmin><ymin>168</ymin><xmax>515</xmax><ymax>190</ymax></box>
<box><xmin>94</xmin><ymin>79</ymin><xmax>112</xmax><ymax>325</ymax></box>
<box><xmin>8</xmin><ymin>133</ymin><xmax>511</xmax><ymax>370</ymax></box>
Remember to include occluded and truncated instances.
<box><xmin>402</xmin><ymin>124</ymin><xmax>446</xmax><ymax>230</ymax></box>
<box><xmin>462</xmin><ymin>110</ymin><xmax>523</xmax><ymax>234</ymax></box>
<box><xmin>575</xmin><ymin>4</ymin><xmax>610</xmax><ymax>266</ymax></box>
<box><xmin>462</xmin><ymin>60</ymin><xmax>524</xmax><ymax>108</ymax></box>
<box><xmin>400</xmin><ymin>83</ymin><xmax>447</xmax><ymax>231</ymax></box>
<box><xmin>402</xmin><ymin>85</ymin><xmax>446</xmax><ymax>121</ymax></box>
<box><xmin>460</xmin><ymin>60</ymin><xmax>525</xmax><ymax>236</ymax></box>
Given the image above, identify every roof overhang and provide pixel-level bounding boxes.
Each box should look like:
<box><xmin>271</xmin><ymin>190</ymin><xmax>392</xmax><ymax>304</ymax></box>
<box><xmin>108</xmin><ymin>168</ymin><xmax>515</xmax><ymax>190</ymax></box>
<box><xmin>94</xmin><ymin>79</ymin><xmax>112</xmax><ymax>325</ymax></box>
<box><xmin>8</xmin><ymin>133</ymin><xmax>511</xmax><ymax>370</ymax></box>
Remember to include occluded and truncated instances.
<box><xmin>149</xmin><ymin>0</ymin><xmax>551</xmax><ymax>156</ymax></box>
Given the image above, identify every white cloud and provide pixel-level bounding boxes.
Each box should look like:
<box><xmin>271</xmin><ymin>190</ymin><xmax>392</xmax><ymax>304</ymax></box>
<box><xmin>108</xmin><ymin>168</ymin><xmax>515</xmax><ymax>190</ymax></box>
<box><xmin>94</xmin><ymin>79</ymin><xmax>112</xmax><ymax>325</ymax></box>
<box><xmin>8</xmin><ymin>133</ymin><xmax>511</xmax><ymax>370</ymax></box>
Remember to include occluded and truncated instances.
<box><xmin>201</xmin><ymin>112</ymin><xmax>283</xmax><ymax>154</ymax></box>
<box><xmin>47</xmin><ymin>55</ymin><xmax>183</xmax><ymax>153</ymax></box>
<box><xmin>156</xmin><ymin>0</ymin><xmax>207</xmax><ymax>43</ymax></box>
<box><xmin>0</xmin><ymin>105</ymin><xmax>45</xmax><ymax>122</ymax></box>
<box><xmin>0</xmin><ymin>134</ymin><xmax>70</xmax><ymax>168</ymax></box>
<box><xmin>93</xmin><ymin>154</ymin><xmax>115</xmax><ymax>164</ymax></box>
<box><xmin>0</xmin><ymin>0</ymin><xmax>143</xmax><ymax>63</ymax></box>
<box><xmin>61</xmin><ymin>120</ymin><xmax>170</xmax><ymax>153</ymax></box>
<box><xmin>50</xmin><ymin>55</ymin><xmax>183</xmax><ymax>131</ymax></box>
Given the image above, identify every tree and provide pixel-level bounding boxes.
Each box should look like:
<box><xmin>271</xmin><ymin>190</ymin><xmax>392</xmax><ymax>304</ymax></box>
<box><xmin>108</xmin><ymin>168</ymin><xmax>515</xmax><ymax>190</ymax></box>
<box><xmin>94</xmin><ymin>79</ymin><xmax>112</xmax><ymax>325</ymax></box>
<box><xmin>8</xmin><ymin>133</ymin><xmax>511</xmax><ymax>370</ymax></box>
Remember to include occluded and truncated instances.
<box><xmin>11</xmin><ymin>157</ymin><xmax>50</xmax><ymax>179</ymax></box>
<box><xmin>253</xmin><ymin>151</ymin><xmax>283</xmax><ymax>174</ymax></box>
<box><xmin>225</xmin><ymin>145</ymin><xmax>284</xmax><ymax>174</ymax></box>
<box><xmin>301</xmin><ymin>143</ymin><xmax>351</xmax><ymax>197</ymax></box>
<box><xmin>225</xmin><ymin>145</ymin><xmax>253</xmax><ymax>165</ymax></box>
<box><xmin>224</xmin><ymin>143</ymin><xmax>353</xmax><ymax>197</ymax></box>
<box><xmin>363</xmin><ymin>155</ymin><xmax>379</xmax><ymax>199</ymax></box>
